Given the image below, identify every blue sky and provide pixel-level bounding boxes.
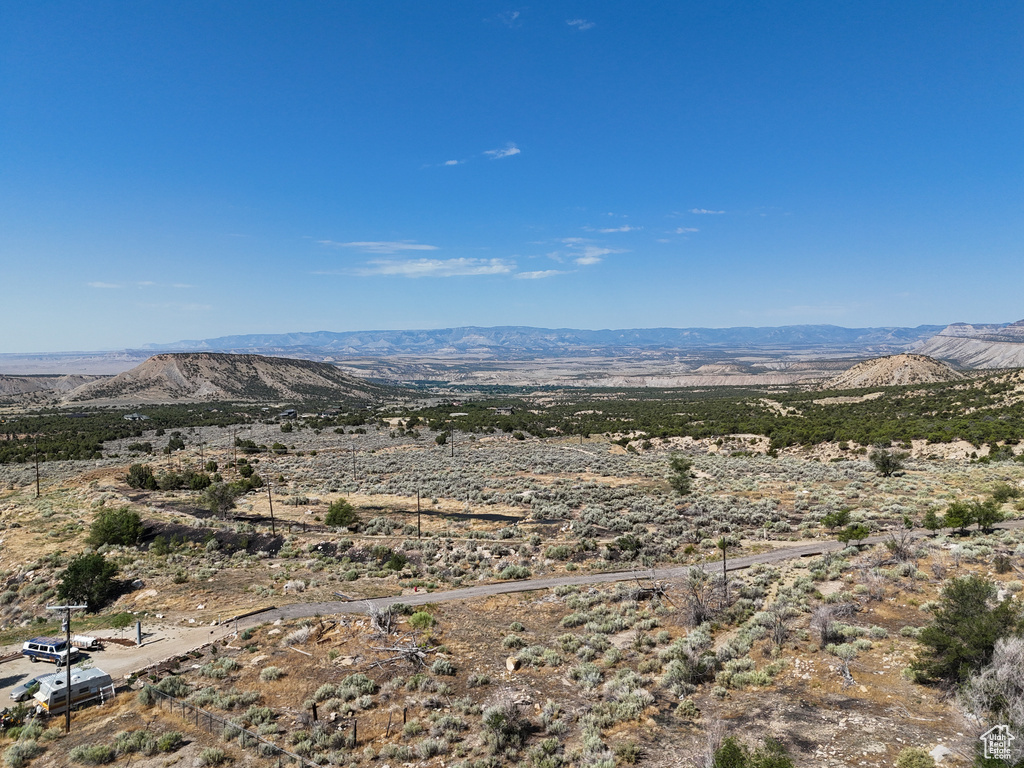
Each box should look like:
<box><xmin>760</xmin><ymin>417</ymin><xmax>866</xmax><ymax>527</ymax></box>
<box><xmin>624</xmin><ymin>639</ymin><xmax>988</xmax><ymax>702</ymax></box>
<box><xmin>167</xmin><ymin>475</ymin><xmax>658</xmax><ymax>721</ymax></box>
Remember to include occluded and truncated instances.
<box><xmin>2</xmin><ymin>2</ymin><xmax>1021</xmax><ymax>352</ymax></box>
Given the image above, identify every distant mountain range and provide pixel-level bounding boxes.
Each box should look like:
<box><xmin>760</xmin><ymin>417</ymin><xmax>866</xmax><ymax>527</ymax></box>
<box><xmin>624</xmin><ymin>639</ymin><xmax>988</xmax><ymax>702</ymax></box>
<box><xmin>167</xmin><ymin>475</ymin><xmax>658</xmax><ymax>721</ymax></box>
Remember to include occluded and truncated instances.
<box><xmin>142</xmin><ymin>324</ymin><xmax>946</xmax><ymax>356</ymax></box>
<box><xmin>3</xmin><ymin>321</ymin><xmax>1023</xmax><ymax>385</ymax></box>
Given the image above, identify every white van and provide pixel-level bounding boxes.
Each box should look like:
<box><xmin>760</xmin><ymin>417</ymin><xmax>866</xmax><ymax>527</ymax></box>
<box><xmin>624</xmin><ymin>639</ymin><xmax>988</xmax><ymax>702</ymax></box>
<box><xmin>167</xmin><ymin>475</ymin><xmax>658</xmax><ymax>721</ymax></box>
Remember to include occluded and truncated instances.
<box><xmin>21</xmin><ymin>637</ymin><xmax>80</xmax><ymax>666</ymax></box>
<box><xmin>33</xmin><ymin>668</ymin><xmax>114</xmax><ymax>716</ymax></box>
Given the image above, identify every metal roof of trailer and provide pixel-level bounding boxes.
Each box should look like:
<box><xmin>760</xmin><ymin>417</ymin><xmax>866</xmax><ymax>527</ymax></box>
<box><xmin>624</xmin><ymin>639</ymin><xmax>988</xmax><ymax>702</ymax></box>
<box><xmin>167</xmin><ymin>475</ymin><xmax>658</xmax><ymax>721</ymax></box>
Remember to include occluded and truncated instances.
<box><xmin>35</xmin><ymin>667</ymin><xmax>110</xmax><ymax>693</ymax></box>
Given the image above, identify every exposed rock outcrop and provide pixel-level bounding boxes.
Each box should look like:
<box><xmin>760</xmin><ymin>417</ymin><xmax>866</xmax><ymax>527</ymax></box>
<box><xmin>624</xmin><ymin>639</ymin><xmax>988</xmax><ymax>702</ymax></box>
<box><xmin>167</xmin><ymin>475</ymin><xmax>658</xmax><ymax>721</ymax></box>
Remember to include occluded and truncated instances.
<box><xmin>822</xmin><ymin>354</ymin><xmax>963</xmax><ymax>389</ymax></box>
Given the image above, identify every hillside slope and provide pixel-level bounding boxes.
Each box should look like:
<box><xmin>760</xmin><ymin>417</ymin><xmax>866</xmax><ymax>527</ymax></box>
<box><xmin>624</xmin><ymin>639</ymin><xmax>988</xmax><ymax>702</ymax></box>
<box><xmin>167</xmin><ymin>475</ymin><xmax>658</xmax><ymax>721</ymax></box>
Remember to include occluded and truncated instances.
<box><xmin>0</xmin><ymin>374</ymin><xmax>103</xmax><ymax>398</ymax></box>
<box><xmin>65</xmin><ymin>353</ymin><xmax>404</xmax><ymax>404</ymax></box>
<box><xmin>822</xmin><ymin>353</ymin><xmax>964</xmax><ymax>389</ymax></box>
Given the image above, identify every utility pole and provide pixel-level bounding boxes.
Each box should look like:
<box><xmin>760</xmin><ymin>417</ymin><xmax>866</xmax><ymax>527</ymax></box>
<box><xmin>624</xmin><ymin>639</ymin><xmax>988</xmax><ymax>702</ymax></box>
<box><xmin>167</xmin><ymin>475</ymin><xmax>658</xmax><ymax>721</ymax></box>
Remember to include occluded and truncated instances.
<box><xmin>34</xmin><ymin>437</ymin><xmax>40</xmax><ymax>498</ymax></box>
<box><xmin>266</xmin><ymin>479</ymin><xmax>276</xmax><ymax>536</ymax></box>
<box><xmin>46</xmin><ymin>604</ymin><xmax>87</xmax><ymax>733</ymax></box>
<box><xmin>448</xmin><ymin>413</ymin><xmax>467</xmax><ymax>458</ymax></box>
<box><xmin>717</xmin><ymin>538</ymin><xmax>729</xmax><ymax>605</ymax></box>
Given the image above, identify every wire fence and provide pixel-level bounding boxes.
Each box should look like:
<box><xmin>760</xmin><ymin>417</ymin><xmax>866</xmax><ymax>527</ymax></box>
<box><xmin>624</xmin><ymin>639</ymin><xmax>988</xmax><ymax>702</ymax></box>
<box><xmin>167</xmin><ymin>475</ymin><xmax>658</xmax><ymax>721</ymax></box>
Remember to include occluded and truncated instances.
<box><xmin>143</xmin><ymin>685</ymin><xmax>322</xmax><ymax>768</ymax></box>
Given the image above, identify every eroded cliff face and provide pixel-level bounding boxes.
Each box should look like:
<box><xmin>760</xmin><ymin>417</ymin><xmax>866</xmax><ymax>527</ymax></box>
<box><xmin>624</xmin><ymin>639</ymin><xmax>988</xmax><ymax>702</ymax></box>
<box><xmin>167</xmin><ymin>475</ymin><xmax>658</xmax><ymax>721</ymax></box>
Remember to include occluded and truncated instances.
<box><xmin>915</xmin><ymin>321</ymin><xmax>1024</xmax><ymax>368</ymax></box>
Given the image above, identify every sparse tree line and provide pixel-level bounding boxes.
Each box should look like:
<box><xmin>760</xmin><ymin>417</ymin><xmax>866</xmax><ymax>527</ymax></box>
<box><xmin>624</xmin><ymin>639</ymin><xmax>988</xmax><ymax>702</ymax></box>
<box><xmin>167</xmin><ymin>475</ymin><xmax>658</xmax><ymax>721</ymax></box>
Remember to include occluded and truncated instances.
<box><xmin>407</xmin><ymin>371</ymin><xmax>1024</xmax><ymax>452</ymax></box>
<box><xmin>819</xmin><ymin>480</ymin><xmax>1019</xmax><ymax>549</ymax></box>
<box><xmin>0</xmin><ymin>404</ymin><xmax>255</xmax><ymax>464</ymax></box>
<box><xmin>5</xmin><ymin>368</ymin><xmax>1024</xmax><ymax>467</ymax></box>
<box><xmin>126</xmin><ymin>459</ymin><xmax>264</xmax><ymax>516</ymax></box>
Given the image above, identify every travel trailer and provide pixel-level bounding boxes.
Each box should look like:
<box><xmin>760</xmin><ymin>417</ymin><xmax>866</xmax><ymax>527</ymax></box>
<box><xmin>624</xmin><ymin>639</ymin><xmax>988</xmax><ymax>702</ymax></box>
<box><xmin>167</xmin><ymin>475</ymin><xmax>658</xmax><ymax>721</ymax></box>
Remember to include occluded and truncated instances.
<box><xmin>32</xmin><ymin>668</ymin><xmax>114</xmax><ymax>716</ymax></box>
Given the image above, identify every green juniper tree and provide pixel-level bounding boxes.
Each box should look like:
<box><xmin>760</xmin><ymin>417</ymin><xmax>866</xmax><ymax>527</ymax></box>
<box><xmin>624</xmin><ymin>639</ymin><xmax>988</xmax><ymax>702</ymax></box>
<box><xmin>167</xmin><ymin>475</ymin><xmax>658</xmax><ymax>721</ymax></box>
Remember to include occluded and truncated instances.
<box><xmin>668</xmin><ymin>454</ymin><xmax>694</xmax><ymax>496</ymax></box>
<box><xmin>57</xmin><ymin>553</ymin><xmax>119</xmax><ymax>611</ymax></box>
<box><xmin>913</xmin><ymin>575</ymin><xmax>1022</xmax><ymax>684</ymax></box>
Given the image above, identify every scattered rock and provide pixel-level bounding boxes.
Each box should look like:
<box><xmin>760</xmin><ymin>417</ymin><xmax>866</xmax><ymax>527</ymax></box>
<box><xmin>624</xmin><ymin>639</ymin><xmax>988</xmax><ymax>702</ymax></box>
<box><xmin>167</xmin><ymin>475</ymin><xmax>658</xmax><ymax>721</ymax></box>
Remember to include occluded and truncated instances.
<box><xmin>506</xmin><ymin>656</ymin><xmax>521</xmax><ymax>672</ymax></box>
<box><xmin>931</xmin><ymin>745</ymin><xmax>954</xmax><ymax>763</ymax></box>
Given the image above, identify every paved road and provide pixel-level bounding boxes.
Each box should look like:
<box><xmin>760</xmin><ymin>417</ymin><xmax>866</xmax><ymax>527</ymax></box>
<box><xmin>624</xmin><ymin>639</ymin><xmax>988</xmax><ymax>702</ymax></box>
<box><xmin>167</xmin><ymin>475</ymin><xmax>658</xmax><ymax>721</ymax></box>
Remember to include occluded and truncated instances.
<box><xmin>232</xmin><ymin>519</ymin><xmax>1024</xmax><ymax>626</ymax></box>
<box><xmin>3</xmin><ymin>520</ymin><xmax>1018</xmax><ymax>699</ymax></box>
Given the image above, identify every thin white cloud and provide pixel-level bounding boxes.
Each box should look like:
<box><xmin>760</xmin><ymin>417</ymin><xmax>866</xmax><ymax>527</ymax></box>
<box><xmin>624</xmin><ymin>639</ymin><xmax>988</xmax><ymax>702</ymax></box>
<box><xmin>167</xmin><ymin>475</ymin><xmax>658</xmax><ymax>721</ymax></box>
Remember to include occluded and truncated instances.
<box><xmin>690</xmin><ymin>208</ymin><xmax>725</xmax><ymax>214</ymax></box>
<box><xmin>673</xmin><ymin>227</ymin><xmax>699</xmax><ymax>234</ymax></box>
<box><xmin>484</xmin><ymin>143</ymin><xmax>521</xmax><ymax>160</ymax></box>
<box><xmin>317</xmin><ymin>240</ymin><xmax>440</xmax><ymax>254</ymax></box>
<box><xmin>499</xmin><ymin>10</ymin><xmax>521</xmax><ymax>27</ymax></box>
<box><xmin>574</xmin><ymin>246</ymin><xmax>614</xmax><ymax>266</ymax></box>
<box><xmin>136</xmin><ymin>280</ymin><xmax>156</xmax><ymax>287</ymax></box>
<box><xmin>444</xmin><ymin>160</ymin><xmax>461</xmax><ymax>166</ymax></box>
<box><xmin>515</xmin><ymin>269</ymin><xmax>569</xmax><ymax>280</ymax></box>
<box><xmin>356</xmin><ymin>258</ymin><xmax>515</xmax><ymax>278</ymax></box>
<box><xmin>171</xmin><ymin>283</ymin><xmax>195</xmax><ymax>289</ymax></box>
<box><xmin>87</xmin><ymin>282</ymin><xmax>121</xmax><ymax>289</ymax></box>
<box><xmin>567</xmin><ymin>18</ymin><xmax>595</xmax><ymax>30</ymax></box>
<box><xmin>546</xmin><ymin>239</ymin><xmax>622</xmax><ymax>266</ymax></box>
<box><xmin>597</xmin><ymin>225</ymin><xmax>640</xmax><ymax>233</ymax></box>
